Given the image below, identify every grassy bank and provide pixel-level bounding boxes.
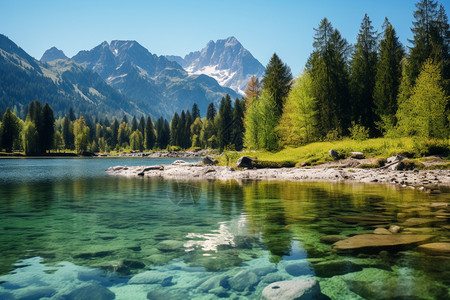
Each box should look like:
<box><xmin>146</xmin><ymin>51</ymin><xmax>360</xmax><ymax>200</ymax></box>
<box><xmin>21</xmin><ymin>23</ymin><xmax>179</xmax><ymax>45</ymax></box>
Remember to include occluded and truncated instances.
<box><xmin>219</xmin><ymin>138</ymin><xmax>450</xmax><ymax>167</ymax></box>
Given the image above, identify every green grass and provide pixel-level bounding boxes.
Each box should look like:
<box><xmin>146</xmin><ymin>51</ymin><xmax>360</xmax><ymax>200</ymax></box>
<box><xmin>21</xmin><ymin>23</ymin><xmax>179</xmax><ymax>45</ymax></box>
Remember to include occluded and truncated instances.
<box><xmin>219</xmin><ymin>137</ymin><xmax>450</xmax><ymax>167</ymax></box>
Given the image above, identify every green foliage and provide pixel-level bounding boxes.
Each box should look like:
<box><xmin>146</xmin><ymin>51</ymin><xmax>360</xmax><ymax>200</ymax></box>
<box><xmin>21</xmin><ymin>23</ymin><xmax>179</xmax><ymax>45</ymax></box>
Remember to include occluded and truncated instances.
<box><xmin>373</xmin><ymin>18</ymin><xmax>405</xmax><ymax>131</ymax></box>
<box><xmin>397</xmin><ymin>59</ymin><xmax>449</xmax><ymax>139</ymax></box>
<box><xmin>277</xmin><ymin>72</ymin><xmax>317</xmax><ymax>145</ymax></box>
<box><xmin>262</xmin><ymin>53</ymin><xmax>293</xmax><ymax>116</ymax></box>
<box><xmin>22</xmin><ymin>118</ymin><xmax>38</xmax><ymax>155</ymax></box>
<box><xmin>349</xmin><ymin>14</ymin><xmax>378</xmax><ymax>133</ymax></box>
<box><xmin>144</xmin><ymin>116</ymin><xmax>156</xmax><ymax>150</ymax></box>
<box><xmin>206</xmin><ymin>102</ymin><xmax>216</xmax><ymax>121</ymax></box>
<box><xmin>231</xmin><ymin>98</ymin><xmax>245</xmax><ymax>151</ymax></box>
<box><xmin>412</xmin><ymin>138</ymin><xmax>450</xmax><ymax>157</ymax></box>
<box><xmin>348</xmin><ymin>121</ymin><xmax>370</xmax><ymax>141</ymax></box>
<box><xmin>190</xmin><ymin>117</ymin><xmax>202</xmax><ymax>148</ymax></box>
<box><xmin>0</xmin><ymin>108</ymin><xmax>22</xmax><ymax>152</ymax></box>
<box><xmin>73</xmin><ymin>117</ymin><xmax>90</xmax><ymax>153</ymax></box>
<box><xmin>130</xmin><ymin>130</ymin><xmax>144</xmax><ymax>151</ymax></box>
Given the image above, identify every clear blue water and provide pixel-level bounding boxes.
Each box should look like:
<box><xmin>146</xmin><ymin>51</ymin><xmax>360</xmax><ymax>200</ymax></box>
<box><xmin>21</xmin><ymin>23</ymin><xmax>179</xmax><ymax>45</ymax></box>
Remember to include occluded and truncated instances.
<box><xmin>0</xmin><ymin>158</ymin><xmax>449</xmax><ymax>299</ymax></box>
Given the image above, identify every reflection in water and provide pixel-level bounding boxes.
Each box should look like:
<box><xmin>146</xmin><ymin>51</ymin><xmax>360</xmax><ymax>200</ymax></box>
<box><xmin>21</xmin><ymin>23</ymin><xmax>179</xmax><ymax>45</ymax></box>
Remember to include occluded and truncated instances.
<box><xmin>0</xmin><ymin>159</ymin><xmax>449</xmax><ymax>299</ymax></box>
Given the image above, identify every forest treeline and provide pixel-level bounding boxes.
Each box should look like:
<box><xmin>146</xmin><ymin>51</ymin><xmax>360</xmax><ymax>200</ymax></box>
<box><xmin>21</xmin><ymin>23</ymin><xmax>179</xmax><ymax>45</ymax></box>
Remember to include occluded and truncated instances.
<box><xmin>0</xmin><ymin>0</ymin><xmax>449</xmax><ymax>155</ymax></box>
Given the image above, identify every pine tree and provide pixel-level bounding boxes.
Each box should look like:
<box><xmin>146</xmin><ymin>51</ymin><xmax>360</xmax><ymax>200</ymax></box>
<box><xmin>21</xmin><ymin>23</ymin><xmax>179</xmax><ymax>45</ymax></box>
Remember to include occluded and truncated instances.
<box><xmin>184</xmin><ymin>110</ymin><xmax>193</xmax><ymax>148</ymax></box>
<box><xmin>130</xmin><ymin>130</ymin><xmax>144</xmax><ymax>151</ymax></box>
<box><xmin>349</xmin><ymin>14</ymin><xmax>378</xmax><ymax>133</ymax></box>
<box><xmin>231</xmin><ymin>98</ymin><xmax>245</xmax><ymax>150</ymax></box>
<box><xmin>407</xmin><ymin>0</ymin><xmax>447</xmax><ymax>85</ymax></box>
<box><xmin>138</xmin><ymin>116</ymin><xmax>146</xmax><ymax>135</ymax></box>
<box><xmin>179</xmin><ymin>110</ymin><xmax>187</xmax><ymax>148</ymax></box>
<box><xmin>131</xmin><ymin>116</ymin><xmax>138</xmax><ymax>132</ymax></box>
<box><xmin>40</xmin><ymin>103</ymin><xmax>55</xmax><ymax>153</ymax></box>
<box><xmin>244</xmin><ymin>76</ymin><xmax>262</xmax><ymax>105</ymax></box>
<box><xmin>263</xmin><ymin>53</ymin><xmax>293</xmax><ymax>116</ymax></box>
<box><xmin>206</xmin><ymin>102</ymin><xmax>216</xmax><ymax>121</ymax></box>
<box><xmin>68</xmin><ymin>107</ymin><xmax>76</xmax><ymax>121</ymax></box>
<box><xmin>110</xmin><ymin>119</ymin><xmax>119</xmax><ymax>149</ymax></box>
<box><xmin>192</xmin><ymin>103</ymin><xmax>200</xmax><ymax>120</ymax></box>
<box><xmin>217</xmin><ymin>95</ymin><xmax>233</xmax><ymax>150</ymax></box>
<box><xmin>0</xmin><ymin>108</ymin><xmax>22</xmax><ymax>152</ymax></box>
<box><xmin>397</xmin><ymin>58</ymin><xmax>449</xmax><ymax>138</ymax></box>
<box><xmin>307</xmin><ymin>18</ymin><xmax>351</xmax><ymax>137</ymax></box>
<box><xmin>373</xmin><ymin>18</ymin><xmax>405</xmax><ymax>133</ymax></box>
<box><xmin>62</xmin><ymin>116</ymin><xmax>74</xmax><ymax>150</ymax></box>
<box><xmin>170</xmin><ymin>113</ymin><xmax>180</xmax><ymax>146</ymax></box>
<box><xmin>145</xmin><ymin>116</ymin><xmax>156</xmax><ymax>150</ymax></box>
<box><xmin>121</xmin><ymin>115</ymin><xmax>129</xmax><ymax>124</ymax></box>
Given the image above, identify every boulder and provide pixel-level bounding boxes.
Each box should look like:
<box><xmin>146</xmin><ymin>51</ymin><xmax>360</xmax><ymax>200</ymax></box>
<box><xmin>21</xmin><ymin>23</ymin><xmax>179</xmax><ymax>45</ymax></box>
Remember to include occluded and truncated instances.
<box><xmin>333</xmin><ymin>234</ymin><xmax>434</xmax><ymax>254</ymax></box>
<box><xmin>402</xmin><ymin>218</ymin><xmax>437</xmax><ymax>227</ymax></box>
<box><xmin>388</xmin><ymin>225</ymin><xmax>401</xmax><ymax>234</ymax></box>
<box><xmin>202</xmin><ymin>156</ymin><xmax>218</xmax><ymax>165</ymax></box>
<box><xmin>350</xmin><ymin>152</ymin><xmax>364</xmax><ymax>159</ymax></box>
<box><xmin>261</xmin><ymin>279</ymin><xmax>325</xmax><ymax>300</ymax></box>
<box><xmin>329</xmin><ymin>149</ymin><xmax>339</xmax><ymax>160</ymax></box>
<box><xmin>172</xmin><ymin>160</ymin><xmax>186</xmax><ymax>165</ymax></box>
<box><xmin>417</xmin><ymin>242</ymin><xmax>450</xmax><ymax>256</ymax></box>
<box><xmin>197</xmin><ymin>275</ymin><xmax>229</xmax><ymax>293</ymax></box>
<box><xmin>64</xmin><ymin>284</ymin><xmax>115</xmax><ymax>300</ymax></box>
<box><xmin>236</xmin><ymin>156</ymin><xmax>255</xmax><ymax>168</ymax></box>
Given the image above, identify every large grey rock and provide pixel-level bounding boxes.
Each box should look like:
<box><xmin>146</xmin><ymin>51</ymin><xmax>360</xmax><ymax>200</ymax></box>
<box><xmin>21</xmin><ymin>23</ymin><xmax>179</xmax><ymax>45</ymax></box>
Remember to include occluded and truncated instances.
<box><xmin>328</xmin><ymin>149</ymin><xmax>339</xmax><ymax>160</ymax></box>
<box><xmin>229</xmin><ymin>270</ymin><xmax>258</xmax><ymax>291</ymax></box>
<box><xmin>261</xmin><ymin>279</ymin><xmax>323</xmax><ymax>300</ymax></box>
<box><xmin>236</xmin><ymin>156</ymin><xmax>255</xmax><ymax>168</ymax></box>
<box><xmin>64</xmin><ymin>284</ymin><xmax>115</xmax><ymax>300</ymax></box>
<box><xmin>202</xmin><ymin>156</ymin><xmax>218</xmax><ymax>165</ymax></box>
<box><xmin>15</xmin><ymin>287</ymin><xmax>56</xmax><ymax>300</ymax></box>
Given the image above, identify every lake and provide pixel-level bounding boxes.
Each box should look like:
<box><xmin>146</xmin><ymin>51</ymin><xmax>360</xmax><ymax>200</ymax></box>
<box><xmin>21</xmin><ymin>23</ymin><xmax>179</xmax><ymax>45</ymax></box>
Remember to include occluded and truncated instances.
<box><xmin>0</xmin><ymin>158</ymin><xmax>449</xmax><ymax>299</ymax></box>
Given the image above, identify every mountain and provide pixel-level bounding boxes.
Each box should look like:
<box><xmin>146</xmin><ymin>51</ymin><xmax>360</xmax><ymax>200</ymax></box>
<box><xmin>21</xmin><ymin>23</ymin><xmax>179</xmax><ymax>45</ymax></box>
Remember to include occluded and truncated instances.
<box><xmin>72</xmin><ymin>40</ymin><xmax>238</xmax><ymax>118</ymax></box>
<box><xmin>0</xmin><ymin>34</ymin><xmax>137</xmax><ymax>118</ymax></box>
<box><xmin>40</xmin><ymin>47</ymin><xmax>68</xmax><ymax>62</ymax></box>
<box><xmin>166</xmin><ymin>37</ymin><xmax>265</xmax><ymax>95</ymax></box>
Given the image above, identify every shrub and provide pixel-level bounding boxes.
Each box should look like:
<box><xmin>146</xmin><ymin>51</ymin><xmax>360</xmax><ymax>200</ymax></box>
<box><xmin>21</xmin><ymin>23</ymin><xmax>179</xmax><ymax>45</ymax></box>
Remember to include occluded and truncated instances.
<box><xmin>349</xmin><ymin>122</ymin><xmax>369</xmax><ymax>141</ymax></box>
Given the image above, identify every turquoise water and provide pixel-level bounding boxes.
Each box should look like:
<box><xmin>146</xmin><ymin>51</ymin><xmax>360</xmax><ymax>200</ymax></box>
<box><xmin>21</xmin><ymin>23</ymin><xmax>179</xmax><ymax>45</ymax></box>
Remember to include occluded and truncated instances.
<box><xmin>0</xmin><ymin>158</ymin><xmax>449</xmax><ymax>299</ymax></box>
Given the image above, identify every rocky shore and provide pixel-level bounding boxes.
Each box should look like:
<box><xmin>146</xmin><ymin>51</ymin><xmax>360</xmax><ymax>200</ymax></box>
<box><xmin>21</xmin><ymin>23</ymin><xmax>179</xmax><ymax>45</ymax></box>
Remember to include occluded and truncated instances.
<box><xmin>106</xmin><ymin>159</ymin><xmax>450</xmax><ymax>191</ymax></box>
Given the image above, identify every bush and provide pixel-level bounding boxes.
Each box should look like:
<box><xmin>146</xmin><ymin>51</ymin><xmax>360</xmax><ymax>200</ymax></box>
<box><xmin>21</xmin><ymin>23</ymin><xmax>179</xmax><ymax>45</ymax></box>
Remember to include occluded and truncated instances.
<box><xmin>413</xmin><ymin>139</ymin><xmax>450</xmax><ymax>157</ymax></box>
<box><xmin>349</xmin><ymin>122</ymin><xmax>369</xmax><ymax>141</ymax></box>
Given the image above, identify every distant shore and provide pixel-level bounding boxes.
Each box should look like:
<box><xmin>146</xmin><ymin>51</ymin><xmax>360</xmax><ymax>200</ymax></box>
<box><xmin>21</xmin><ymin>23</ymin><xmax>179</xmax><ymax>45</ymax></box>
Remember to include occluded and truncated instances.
<box><xmin>106</xmin><ymin>160</ymin><xmax>450</xmax><ymax>192</ymax></box>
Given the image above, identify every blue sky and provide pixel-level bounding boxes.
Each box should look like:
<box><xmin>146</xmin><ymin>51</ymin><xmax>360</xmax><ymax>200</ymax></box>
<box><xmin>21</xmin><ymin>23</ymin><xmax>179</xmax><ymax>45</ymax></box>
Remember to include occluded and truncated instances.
<box><xmin>1</xmin><ymin>0</ymin><xmax>449</xmax><ymax>76</ymax></box>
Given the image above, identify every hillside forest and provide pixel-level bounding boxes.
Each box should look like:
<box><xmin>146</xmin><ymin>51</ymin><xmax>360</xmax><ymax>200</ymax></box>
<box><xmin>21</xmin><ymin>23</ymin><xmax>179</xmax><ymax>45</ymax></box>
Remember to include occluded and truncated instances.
<box><xmin>0</xmin><ymin>0</ymin><xmax>449</xmax><ymax>155</ymax></box>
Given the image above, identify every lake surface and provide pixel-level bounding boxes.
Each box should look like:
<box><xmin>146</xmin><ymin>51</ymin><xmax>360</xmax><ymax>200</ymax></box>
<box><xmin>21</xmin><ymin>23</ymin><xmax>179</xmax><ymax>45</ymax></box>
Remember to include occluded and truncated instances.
<box><xmin>0</xmin><ymin>158</ymin><xmax>449</xmax><ymax>299</ymax></box>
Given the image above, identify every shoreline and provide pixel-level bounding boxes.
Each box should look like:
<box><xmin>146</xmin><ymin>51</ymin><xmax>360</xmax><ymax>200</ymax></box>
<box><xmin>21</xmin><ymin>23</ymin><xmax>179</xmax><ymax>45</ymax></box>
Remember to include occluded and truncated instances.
<box><xmin>106</xmin><ymin>160</ymin><xmax>450</xmax><ymax>192</ymax></box>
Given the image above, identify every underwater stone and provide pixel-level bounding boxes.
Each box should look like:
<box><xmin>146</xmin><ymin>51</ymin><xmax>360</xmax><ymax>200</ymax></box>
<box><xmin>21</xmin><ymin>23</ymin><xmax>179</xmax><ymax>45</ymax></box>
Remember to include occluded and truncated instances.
<box><xmin>156</xmin><ymin>240</ymin><xmax>184</xmax><ymax>252</ymax></box>
<box><xmin>285</xmin><ymin>261</ymin><xmax>313</xmax><ymax>276</ymax></box>
<box><xmin>147</xmin><ymin>289</ymin><xmax>183</xmax><ymax>300</ymax></box>
<box><xmin>146</xmin><ymin>254</ymin><xmax>172</xmax><ymax>265</ymax></box>
<box><xmin>229</xmin><ymin>270</ymin><xmax>258</xmax><ymax>291</ymax></box>
<box><xmin>312</xmin><ymin>260</ymin><xmax>363</xmax><ymax>277</ymax></box>
<box><xmin>14</xmin><ymin>287</ymin><xmax>56</xmax><ymax>300</ymax></box>
<box><xmin>64</xmin><ymin>284</ymin><xmax>115</xmax><ymax>300</ymax></box>
<box><xmin>253</xmin><ymin>266</ymin><xmax>277</xmax><ymax>277</ymax></box>
<box><xmin>402</xmin><ymin>218</ymin><xmax>438</xmax><ymax>227</ymax></box>
<box><xmin>261</xmin><ymin>279</ymin><xmax>323</xmax><ymax>300</ymax></box>
<box><xmin>123</xmin><ymin>260</ymin><xmax>145</xmax><ymax>269</ymax></box>
<box><xmin>417</xmin><ymin>242</ymin><xmax>450</xmax><ymax>256</ymax></box>
<box><xmin>333</xmin><ymin>234</ymin><xmax>434</xmax><ymax>253</ymax></box>
<box><xmin>128</xmin><ymin>271</ymin><xmax>173</xmax><ymax>285</ymax></box>
<box><xmin>320</xmin><ymin>235</ymin><xmax>347</xmax><ymax>244</ymax></box>
<box><xmin>197</xmin><ymin>274</ymin><xmax>229</xmax><ymax>293</ymax></box>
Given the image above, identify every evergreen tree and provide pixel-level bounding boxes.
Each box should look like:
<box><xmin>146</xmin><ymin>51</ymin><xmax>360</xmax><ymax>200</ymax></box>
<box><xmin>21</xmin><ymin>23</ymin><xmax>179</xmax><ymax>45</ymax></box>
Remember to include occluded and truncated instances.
<box><xmin>145</xmin><ymin>116</ymin><xmax>156</xmax><ymax>150</ymax></box>
<box><xmin>244</xmin><ymin>76</ymin><xmax>262</xmax><ymax>103</ymax></box>
<box><xmin>130</xmin><ymin>130</ymin><xmax>144</xmax><ymax>151</ymax></box>
<box><xmin>179</xmin><ymin>110</ymin><xmax>187</xmax><ymax>148</ymax></box>
<box><xmin>373</xmin><ymin>18</ymin><xmax>405</xmax><ymax>132</ymax></box>
<box><xmin>217</xmin><ymin>95</ymin><xmax>233</xmax><ymax>150</ymax></box>
<box><xmin>349</xmin><ymin>14</ymin><xmax>378</xmax><ymax>133</ymax></box>
<box><xmin>397</xmin><ymin>58</ymin><xmax>449</xmax><ymax>138</ymax></box>
<box><xmin>131</xmin><ymin>116</ymin><xmax>138</xmax><ymax>132</ymax></box>
<box><xmin>192</xmin><ymin>103</ymin><xmax>200</xmax><ymax>120</ymax></box>
<box><xmin>68</xmin><ymin>107</ymin><xmax>76</xmax><ymax>121</ymax></box>
<box><xmin>307</xmin><ymin>18</ymin><xmax>351</xmax><ymax>137</ymax></box>
<box><xmin>0</xmin><ymin>108</ymin><xmax>22</xmax><ymax>152</ymax></box>
<box><xmin>73</xmin><ymin>117</ymin><xmax>90</xmax><ymax>153</ymax></box>
<box><xmin>206</xmin><ymin>102</ymin><xmax>216</xmax><ymax>121</ymax></box>
<box><xmin>407</xmin><ymin>0</ymin><xmax>448</xmax><ymax>85</ymax></box>
<box><xmin>184</xmin><ymin>110</ymin><xmax>193</xmax><ymax>148</ymax></box>
<box><xmin>40</xmin><ymin>103</ymin><xmax>55</xmax><ymax>153</ymax></box>
<box><xmin>121</xmin><ymin>115</ymin><xmax>129</xmax><ymax>124</ymax></box>
<box><xmin>62</xmin><ymin>116</ymin><xmax>74</xmax><ymax>150</ymax></box>
<box><xmin>170</xmin><ymin>113</ymin><xmax>180</xmax><ymax>146</ymax></box>
<box><xmin>231</xmin><ymin>98</ymin><xmax>245</xmax><ymax>150</ymax></box>
<box><xmin>262</xmin><ymin>53</ymin><xmax>293</xmax><ymax>116</ymax></box>
<box><xmin>162</xmin><ymin>119</ymin><xmax>170</xmax><ymax>148</ymax></box>
<box><xmin>110</xmin><ymin>119</ymin><xmax>119</xmax><ymax>149</ymax></box>
<box><xmin>138</xmin><ymin>116</ymin><xmax>146</xmax><ymax>135</ymax></box>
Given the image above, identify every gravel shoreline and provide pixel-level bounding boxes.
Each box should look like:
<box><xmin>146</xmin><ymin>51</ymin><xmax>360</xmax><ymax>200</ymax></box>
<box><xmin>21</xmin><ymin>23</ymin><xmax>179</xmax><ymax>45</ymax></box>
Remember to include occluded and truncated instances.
<box><xmin>106</xmin><ymin>161</ymin><xmax>450</xmax><ymax>191</ymax></box>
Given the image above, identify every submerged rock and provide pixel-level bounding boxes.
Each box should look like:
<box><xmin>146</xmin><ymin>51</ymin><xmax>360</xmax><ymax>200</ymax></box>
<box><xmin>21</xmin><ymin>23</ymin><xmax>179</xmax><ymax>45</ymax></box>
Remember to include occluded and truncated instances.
<box><xmin>229</xmin><ymin>270</ymin><xmax>258</xmax><ymax>292</ymax></box>
<box><xmin>64</xmin><ymin>284</ymin><xmax>115</xmax><ymax>300</ymax></box>
<box><xmin>128</xmin><ymin>271</ymin><xmax>173</xmax><ymax>285</ymax></box>
<box><xmin>261</xmin><ymin>279</ymin><xmax>326</xmax><ymax>300</ymax></box>
<box><xmin>337</xmin><ymin>215</ymin><xmax>391</xmax><ymax>226</ymax></box>
<box><xmin>285</xmin><ymin>261</ymin><xmax>313</xmax><ymax>276</ymax></box>
<box><xmin>417</xmin><ymin>242</ymin><xmax>450</xmax><ymax>256</ymax></box>
<box><xmin>196</xmin><ymin>274</ymin><xmax>229</xmax><ymax>293</ymax></box>
<box><xmin>15</xmin><ymin>287</ymin><xmax>56</xmax><ymax>300</ymax></box>
<box><xmin>320</xmin><ymin>235</ymin><xmax>347</xmax><ymax>244</ymax></box>
<box><xmin>156</xmin><ymin>240</ymin><xmax>184</xmax><ymax>252</ymax></box>
<box><xmin>402</xmin><ymin>218</ymin><xmax>438</xmax><ymax>227</ymax></box>
<box><xmin>312</xmin><ymin>260</ymin><xmax>362</xmax><ymax>277</ymax></box>
<box><xmin>333</xmin><ymin>234</ymin><xmax>434</xmax><ymax>253</ymax></box>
